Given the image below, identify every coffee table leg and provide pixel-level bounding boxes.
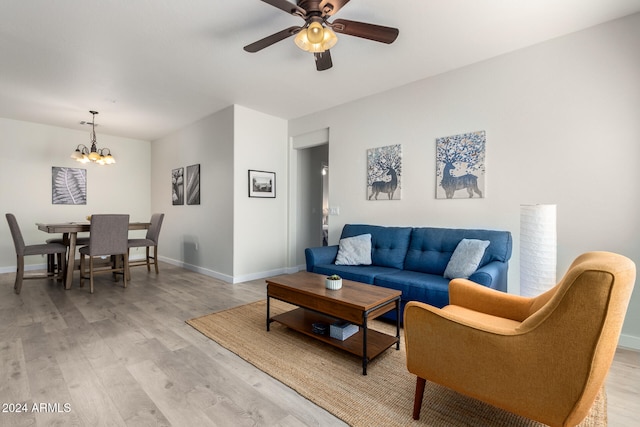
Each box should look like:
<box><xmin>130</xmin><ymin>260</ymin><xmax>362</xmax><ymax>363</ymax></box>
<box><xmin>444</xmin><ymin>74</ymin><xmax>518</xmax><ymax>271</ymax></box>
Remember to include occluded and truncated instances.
<box><xmin>362</xmin><ymin>315</ymin><xmax>368</xmax><ymax>375</ymax></box>
<box><xmin>266</xmin><ymin>296</ymin><xmax>271</xmax><ymax>331</ymax></box>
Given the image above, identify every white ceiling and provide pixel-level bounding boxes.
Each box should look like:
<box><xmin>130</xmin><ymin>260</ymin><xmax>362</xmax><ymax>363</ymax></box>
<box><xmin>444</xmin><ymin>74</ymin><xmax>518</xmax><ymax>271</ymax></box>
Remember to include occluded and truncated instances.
<box><xmin>1</xmin><ymin>0</ymin><xmax>639</xmax><ymax>141</ymax></box>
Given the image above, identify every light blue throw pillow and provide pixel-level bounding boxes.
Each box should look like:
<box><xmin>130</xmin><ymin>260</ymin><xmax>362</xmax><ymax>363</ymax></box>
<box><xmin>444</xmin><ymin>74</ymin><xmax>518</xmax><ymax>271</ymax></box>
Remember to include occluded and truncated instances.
<box><xmin>443</xmin><ymin>238</ymin><xmax>490</xmax><ymax>279</ymax></box>
<box><xmin>335</xmin><ymin>234</ymin><xmax>372</xmax><ymax>266</ymax></box>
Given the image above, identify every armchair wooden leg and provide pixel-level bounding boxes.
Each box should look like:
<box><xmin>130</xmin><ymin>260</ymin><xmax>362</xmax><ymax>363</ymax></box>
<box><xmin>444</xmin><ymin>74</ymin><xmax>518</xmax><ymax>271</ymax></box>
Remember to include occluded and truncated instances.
<box><xmin>413</xmin><ymin>376</ymin><xmax>426</xmax><ymax>420</ymax></box>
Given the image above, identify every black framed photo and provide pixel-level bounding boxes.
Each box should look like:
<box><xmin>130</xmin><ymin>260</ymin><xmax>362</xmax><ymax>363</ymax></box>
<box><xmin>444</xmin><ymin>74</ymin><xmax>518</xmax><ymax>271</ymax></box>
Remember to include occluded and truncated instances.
<box><xmin>248</xmin><ymin>170</ymin><xmax>276</xmax><ymax>198</ymax></box>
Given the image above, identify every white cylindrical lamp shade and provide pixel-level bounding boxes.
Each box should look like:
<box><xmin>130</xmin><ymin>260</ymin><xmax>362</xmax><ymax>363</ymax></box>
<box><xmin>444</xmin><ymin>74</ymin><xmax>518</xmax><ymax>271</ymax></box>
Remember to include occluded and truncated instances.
<box><xmin>520</xmin><ymin>204</ymin><xmax>557</xmax><ymax>297</ymax></box>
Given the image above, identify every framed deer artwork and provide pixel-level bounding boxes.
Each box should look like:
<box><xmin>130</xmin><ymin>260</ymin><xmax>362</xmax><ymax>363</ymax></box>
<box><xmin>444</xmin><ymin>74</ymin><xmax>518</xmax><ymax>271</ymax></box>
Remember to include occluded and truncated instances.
<box><xmin>367</xmin><ymin>144</ymin><xmax>402</xmax><ymax>200</ymax></box>
<box><xmin>436</xmin><ymin>130</ymin><xmax>486</xmax><ymax>199</ymax></box>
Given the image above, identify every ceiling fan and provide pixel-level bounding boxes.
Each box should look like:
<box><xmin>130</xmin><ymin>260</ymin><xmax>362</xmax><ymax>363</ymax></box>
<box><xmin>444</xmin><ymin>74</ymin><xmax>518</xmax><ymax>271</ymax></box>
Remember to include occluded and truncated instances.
<box><xmin>243</xmin><ymin>0</ymin><xmax>399</xmax><ymax>71</ymax></box>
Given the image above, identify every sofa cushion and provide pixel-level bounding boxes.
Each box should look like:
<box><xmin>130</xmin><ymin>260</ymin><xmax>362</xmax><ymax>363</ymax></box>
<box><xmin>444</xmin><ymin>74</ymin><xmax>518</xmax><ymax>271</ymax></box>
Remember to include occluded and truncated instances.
<box><xmin>375</xmin><ymin>271</ymin><xmax>451</xmax><ymax>308</ymax></box>
<box><xmin>335</xmin><ymin>234</ymin><xmax>372</xmax><ymax>265</ymax></box>
<box><xmin>311</xmin><ymin>264</ymin><xmax>401</xmax><ymax>285</ymax></box>
<box><xmin>341</xmin><ymin>224</ymin><xmax>412</xmax><ymax>269</ymax></box>
<box><xmin>443</xmin><ymin>239</ymin><xmax>490</xmax><ymax>279</ymax></box>
<box><xmin>404</xmin><ymin>227</ymin><xmax>513</xmax><ymax>275</ymax></box>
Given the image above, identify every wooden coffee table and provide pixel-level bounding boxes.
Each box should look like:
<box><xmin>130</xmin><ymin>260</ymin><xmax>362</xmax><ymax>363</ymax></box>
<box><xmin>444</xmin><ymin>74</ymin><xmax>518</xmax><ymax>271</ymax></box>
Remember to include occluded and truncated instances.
<box><xmin>265</xmin><ymin>271</ymin><xmax>401</xmax><ymax>375</ymax></box>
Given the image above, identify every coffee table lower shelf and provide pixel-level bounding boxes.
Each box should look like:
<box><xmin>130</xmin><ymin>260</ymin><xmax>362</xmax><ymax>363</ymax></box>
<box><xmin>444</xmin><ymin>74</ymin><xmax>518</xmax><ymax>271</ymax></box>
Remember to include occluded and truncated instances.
<box><xmin>270</xmin><ymin>307</ymin><xmax>398</xmax><ymax>361</ymax></box>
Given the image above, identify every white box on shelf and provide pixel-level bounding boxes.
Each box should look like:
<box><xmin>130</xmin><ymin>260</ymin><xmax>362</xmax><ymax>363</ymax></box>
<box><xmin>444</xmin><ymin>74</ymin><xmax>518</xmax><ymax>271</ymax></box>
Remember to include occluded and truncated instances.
<box><xmin>330</xmin><ymin>321</ymin><xmax>359</xmax><ymax>341</ymax></box>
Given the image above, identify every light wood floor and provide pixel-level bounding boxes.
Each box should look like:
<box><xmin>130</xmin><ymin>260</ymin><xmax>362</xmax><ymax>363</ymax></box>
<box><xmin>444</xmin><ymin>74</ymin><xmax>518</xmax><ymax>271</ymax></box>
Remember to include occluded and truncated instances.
<box><xmin>0</xmin><ymin>263</ymin><xmax>637</xmax><ymax>426</ymax></box>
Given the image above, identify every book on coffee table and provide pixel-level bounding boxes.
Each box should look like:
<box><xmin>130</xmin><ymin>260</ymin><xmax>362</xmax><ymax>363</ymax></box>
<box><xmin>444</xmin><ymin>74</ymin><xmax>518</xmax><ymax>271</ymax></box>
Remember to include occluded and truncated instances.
<box><xmin>330</xmin><ymin>321</ymin><xmax>359</xmax><ymax>341</ymax></box>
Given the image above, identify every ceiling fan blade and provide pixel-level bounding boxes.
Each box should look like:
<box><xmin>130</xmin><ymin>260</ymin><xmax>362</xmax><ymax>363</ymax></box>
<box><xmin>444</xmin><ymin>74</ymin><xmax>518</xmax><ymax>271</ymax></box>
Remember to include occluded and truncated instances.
<box><xmin>244</xmin><ymin>26</ymin><xmax>302</xmax><ymax>53</ymax></box>
<box><xmin>259</xmin><ymin>0</ymin><xmax>306</xmax><ymax>16</ymax></box>
<box><xmin>314</xmin><ymin>50</ymin><xmax>333</xmax><ymax>71</ymax></box>
<box><xmin>319</xmin><ymin>0</ymin><xmax>350</xmax><ymax>17</ymax></box>
<box><xmin>331</xmin><ymin>19</ymin><xmax>399</xmax><ymax>44</ymax></box>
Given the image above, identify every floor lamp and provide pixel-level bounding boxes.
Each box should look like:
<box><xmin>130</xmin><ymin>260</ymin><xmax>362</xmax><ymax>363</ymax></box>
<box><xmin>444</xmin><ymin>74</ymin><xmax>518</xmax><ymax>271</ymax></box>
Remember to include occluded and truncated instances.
<box><xmin>520</xmin><ymin>204</ymin><xmax>557</xmax><ymax>297</ymax></box>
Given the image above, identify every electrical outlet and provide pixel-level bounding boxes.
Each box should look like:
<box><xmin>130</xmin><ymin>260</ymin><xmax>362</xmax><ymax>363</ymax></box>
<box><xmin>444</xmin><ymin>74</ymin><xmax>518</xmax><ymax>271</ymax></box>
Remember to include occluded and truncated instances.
<box><xmin>328</xmin><ymin>206</ymin><xmax>340</xmax><ymax>215</ymax></box>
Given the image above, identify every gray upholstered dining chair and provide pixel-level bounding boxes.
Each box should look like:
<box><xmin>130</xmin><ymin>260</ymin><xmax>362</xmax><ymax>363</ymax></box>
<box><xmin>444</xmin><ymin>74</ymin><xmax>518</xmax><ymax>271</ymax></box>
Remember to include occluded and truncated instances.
<box><xmin>128</xmin><ymin>213</ymin><xmax>164</xmax><ymax>275</ymax></box>
<box><xmin>5</xmin><ymin>213</ymin><xmax>68</xmax><ymax>294</ymax></box>
<box><xmin>79</xmin><ymin>214</ymin><xmax>130</xmax><ymax>294</ymax></box>
<box><xmin>46</xmin><ymin>235</ymin><xmax>90</xmax><ymax>275</ymax></box>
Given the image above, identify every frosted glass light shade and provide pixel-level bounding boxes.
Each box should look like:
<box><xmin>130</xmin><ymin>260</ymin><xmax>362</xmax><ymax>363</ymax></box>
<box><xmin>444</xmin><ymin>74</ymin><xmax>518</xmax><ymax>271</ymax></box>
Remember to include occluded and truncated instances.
<box><xmin>520</xmin><ymin>204</ymin><xmax>557</xmax><ymax>297</ymax></box>
<box><xmin>294</xmin><ymin>24</ymin><xmax>337</xmax><ymax>53</ymax></box>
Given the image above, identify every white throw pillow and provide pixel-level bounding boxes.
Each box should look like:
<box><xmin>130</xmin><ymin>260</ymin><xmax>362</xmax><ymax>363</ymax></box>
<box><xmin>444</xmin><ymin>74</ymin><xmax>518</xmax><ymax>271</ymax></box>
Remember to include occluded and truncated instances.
<box><xmin>335</xmin><ymin>234</ymin><xmax>372</xmax><ymax>266</ymax></box>
<box><xmin>443</xmin><ymin>239</ymin><xmax>490</xmax><ymax>279</ymax></box>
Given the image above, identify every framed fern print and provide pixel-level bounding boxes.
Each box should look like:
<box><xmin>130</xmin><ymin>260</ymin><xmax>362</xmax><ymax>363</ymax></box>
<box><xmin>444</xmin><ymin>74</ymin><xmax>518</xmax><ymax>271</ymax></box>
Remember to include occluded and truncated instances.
<box><xmin>186</xmin><ymin>164</ymin><xmax>200</xmax><ymax>205</ymax></box>
<box><xmin>52</xmin><ymin>167</ymin><xmax>87</xmax><ymax>205</ymax></box>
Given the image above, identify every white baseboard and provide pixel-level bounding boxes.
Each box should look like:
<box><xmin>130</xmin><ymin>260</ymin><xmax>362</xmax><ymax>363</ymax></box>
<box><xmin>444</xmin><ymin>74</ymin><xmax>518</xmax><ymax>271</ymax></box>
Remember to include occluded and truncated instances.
<box><xmin>0</xmin><ymin>263</ymin><xmax>49</xmax><ymax>274</ymax></box>
<box><xmin>0</xmin><ymin>254</ymin><xmax>148</xmax><ymax>275</ymax></box>
<box><xmin>157</xmin><ymin>256</ymin><xmax>234</xmax><ymax>283</ymax></box>
<box><xmin>618</xmin><ymin>333</ymin><xmax>640</xmax><ymax>351</ymax></box>
<box><xmin>156</xmin><ymin>257</ymin><xmax>305</xmax><ymax>284</ymax></box>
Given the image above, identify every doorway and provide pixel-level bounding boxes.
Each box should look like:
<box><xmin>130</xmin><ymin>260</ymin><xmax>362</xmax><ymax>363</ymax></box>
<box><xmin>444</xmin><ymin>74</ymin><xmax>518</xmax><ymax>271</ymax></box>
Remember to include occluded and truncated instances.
<box><xmin>294</xmin><ymin>143</ymin><xmax>328</xmax><ymax>265</ymax></box>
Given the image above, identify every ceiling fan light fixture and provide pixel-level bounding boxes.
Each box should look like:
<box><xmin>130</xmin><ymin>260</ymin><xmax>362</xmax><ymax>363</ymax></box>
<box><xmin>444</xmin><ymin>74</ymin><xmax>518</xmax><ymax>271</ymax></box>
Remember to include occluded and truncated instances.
<box><xmin>294</xmin><ymin>22</ymin><xmax>337</xmax><ymax>53</ymax></box>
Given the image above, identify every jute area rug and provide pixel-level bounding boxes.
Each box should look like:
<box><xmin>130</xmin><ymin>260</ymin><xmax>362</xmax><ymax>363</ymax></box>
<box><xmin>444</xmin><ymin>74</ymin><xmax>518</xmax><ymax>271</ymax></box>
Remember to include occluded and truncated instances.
<box><xmin>186</xmin><ymin>300</ymin><xmax>606</xmax><ymax>427</ymax></box>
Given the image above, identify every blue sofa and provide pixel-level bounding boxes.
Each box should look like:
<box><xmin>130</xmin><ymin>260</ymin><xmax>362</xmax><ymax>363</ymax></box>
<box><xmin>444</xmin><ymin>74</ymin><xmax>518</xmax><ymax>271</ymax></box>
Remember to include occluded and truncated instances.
<box><xmin>305</xmin><ymin>224</ymin><xmax>513</xmax><ymax>321</ymax></box>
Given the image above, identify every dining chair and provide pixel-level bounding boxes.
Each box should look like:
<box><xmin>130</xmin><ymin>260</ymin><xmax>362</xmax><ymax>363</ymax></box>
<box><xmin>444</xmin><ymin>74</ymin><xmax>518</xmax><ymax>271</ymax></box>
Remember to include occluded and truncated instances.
<box><xmin>128</xmin><ymin>213</ymin><xmax>164</xmax><ymax>275</ymax></box>
<box><xmin>46</xmin><ymin>235</ymin><xmax>90</xmax><ymax>275</ymax></box>
<box><xmin>78</xmin><ymin>214</ymin><xmax>130</xmax><ymax>294</ymax></box>
<box><xmin>46</xmin><ymin>237</ymin><xmax>65</xmax><ymax>276</ymax></box>
<box><xmin>5</xmin><ymin>213</ymin><xmax>68</xmax><ymax>294</ymax></box>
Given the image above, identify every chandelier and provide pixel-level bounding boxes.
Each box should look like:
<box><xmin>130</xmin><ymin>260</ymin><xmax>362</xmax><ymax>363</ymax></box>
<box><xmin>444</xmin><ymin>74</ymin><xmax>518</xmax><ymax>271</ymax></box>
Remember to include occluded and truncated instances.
<box><xmin>70</xmin><ymin>111</ymin><xmax>115</xmax><ymax>165</ymax></box>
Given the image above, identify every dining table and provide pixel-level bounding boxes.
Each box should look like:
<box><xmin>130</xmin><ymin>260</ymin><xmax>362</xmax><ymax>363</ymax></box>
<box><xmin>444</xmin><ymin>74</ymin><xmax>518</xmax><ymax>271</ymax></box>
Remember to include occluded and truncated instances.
<box><xmin>36</xmin><ymin>221</ymin><xmax>151</xmax><ymax>290</ymax></box>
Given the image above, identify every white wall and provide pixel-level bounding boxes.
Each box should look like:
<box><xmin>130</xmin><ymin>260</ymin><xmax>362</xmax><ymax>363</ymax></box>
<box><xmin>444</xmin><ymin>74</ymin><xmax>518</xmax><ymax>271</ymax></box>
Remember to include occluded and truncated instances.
<box><xmin>151</xmin><ymin>107</ymin><xmax>235</xmax><ymax>280</ymax></box>
<box><xmin>0</xmin><ymin>117</ymin><xmax>151</xmax><ymax>270</ymax></box>
<box><xmin>288</xmin><ymin>14</ymin><xmax>640</xmax><ymax>348</ymax></box>
<box><xmin>233</xmin><ymin>105</ymin><xmax>289</xmax><ymax>281</ymax></box>
<box><xmin>150</xmin><ymin>105</ymin><xmax>289</xmax><ymax>283</ymax></box>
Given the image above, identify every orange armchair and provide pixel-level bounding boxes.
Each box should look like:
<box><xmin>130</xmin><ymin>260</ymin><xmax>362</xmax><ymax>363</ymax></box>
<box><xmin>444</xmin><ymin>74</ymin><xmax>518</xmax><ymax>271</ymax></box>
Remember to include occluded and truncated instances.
<box><xmin>404</xmin><ymin>251</ymin><xmax>636</xmax><ymax>427</ymax></box>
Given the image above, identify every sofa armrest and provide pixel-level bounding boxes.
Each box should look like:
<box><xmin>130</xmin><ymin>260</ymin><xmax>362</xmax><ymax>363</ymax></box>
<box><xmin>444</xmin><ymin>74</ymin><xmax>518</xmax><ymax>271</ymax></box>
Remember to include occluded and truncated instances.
<box><xmin>305</xmin><ymin>245</ymin><xmax>339</xmax><ymax>272</ymax></box>
<box><xmin>468</xmin><ymin>260</ymin><xmax>508</xmax><ymax>291</ymax></box>
<box><xmin>448</xmin><ymin>279</ymin><xmax>532</xmax><ymax>322</ymax></box>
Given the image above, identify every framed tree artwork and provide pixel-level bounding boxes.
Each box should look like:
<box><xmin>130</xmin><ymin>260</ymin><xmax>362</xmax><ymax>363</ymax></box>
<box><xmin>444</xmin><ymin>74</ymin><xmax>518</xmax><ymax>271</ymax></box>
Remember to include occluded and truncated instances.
<box><xmin>248</xmin><ymin>170</ymin><xmax>276</xmax><ymax>198</ymax></box>
<box><xmin>436</xmin><ymin>131</ymin><xmax>486</xmax><ymax>199</ymax></box>
<box><xmin>367</xmin><ymin>144</ymin><xmax>402</xmax><ymax>200</ymax></box>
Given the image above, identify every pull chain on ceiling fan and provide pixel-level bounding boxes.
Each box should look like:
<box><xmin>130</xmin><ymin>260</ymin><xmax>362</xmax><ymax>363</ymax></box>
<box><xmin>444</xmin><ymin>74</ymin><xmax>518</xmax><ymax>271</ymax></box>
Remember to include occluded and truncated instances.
<box><xmin>243</xmin><ymin>0</ymin><xmax>399</xmax><ymax>71</ymax></box>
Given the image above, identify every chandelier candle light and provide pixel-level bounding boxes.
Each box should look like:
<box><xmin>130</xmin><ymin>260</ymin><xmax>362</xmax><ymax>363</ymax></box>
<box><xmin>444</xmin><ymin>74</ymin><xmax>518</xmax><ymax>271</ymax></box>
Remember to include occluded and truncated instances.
<box><xmin>70</xmin><ymin>111</ymin><xmax>115</xmax><ymax>165</ymax></box>
<box><xmin>520</xmin><ymin>204</ymin><xmax>557</xmax><ymax>297</ymax></box>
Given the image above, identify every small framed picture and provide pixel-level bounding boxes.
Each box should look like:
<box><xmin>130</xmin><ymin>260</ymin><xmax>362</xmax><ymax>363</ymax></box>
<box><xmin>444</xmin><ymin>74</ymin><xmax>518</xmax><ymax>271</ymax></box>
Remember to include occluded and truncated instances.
<box><xmin>172</xmin><ymin>167</ymin><xmax>184</xmax><ymax>205</ymax></box>
<box><xmin>186</xmin><ymin>164</ymin><xmax>200</xmax><ymax>205</ymax></box>
<box><xmin>248</xmin><ymin>170</ymin><xmax>276</xmax><ymax>198</ymax></box>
